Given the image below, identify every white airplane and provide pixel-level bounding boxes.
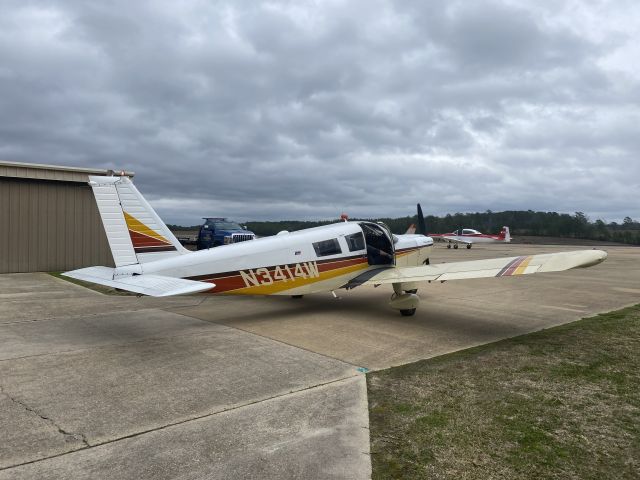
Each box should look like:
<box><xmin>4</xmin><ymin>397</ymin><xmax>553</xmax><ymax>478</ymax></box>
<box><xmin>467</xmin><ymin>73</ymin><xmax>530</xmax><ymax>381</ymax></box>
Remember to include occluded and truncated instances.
<box><xmin>406</xmin><ymin>204</ymin><xmax>511</xmax><ymax>249</ymax></box>
<box><xmin>432</xmin><ymin>227</ymin><xmax>511</xmax><ymax>249</ymax></box>
<box><xmin>64</xmin><ymin>176</ymin><xmax>607</xmax><ymax>316</ymax></box>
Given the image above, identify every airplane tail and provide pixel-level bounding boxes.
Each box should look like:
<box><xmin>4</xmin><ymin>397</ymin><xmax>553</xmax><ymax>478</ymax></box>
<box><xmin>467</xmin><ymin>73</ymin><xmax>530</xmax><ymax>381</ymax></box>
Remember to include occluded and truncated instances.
<box><xmin>89</xmin><ymin>175</ymin><xmax>189</xmax><ymax>266</ymax></box>
<box><xmin>499</xmin><ymin>226</ymin><xmax>512</xmax><ymax>242</ymax></box>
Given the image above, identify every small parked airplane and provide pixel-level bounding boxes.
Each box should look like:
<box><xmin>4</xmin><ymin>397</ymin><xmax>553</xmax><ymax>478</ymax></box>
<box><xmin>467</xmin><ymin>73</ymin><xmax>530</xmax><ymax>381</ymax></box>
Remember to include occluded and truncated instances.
<box><xmin>406</xmin><ymin>204</ymin><xmax>511</xmax><ymax>249</ymax></box>
<box><xmin>433</xmin><ymin>226</ymin><xmax>511</xmax><ymax>249</ymax></box>
<box><xmin>64</xmin><ymin>176</ymin><xmax>607</xmax><ymax>316</ymax></box>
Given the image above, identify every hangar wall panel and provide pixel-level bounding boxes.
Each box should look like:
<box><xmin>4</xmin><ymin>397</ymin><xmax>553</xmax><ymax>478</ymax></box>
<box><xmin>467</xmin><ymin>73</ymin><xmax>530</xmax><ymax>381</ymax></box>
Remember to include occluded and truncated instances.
<box><xmin>0</xmin><ymin>178</ymin><xmax>115</xmax><ymax>273</ymax></box>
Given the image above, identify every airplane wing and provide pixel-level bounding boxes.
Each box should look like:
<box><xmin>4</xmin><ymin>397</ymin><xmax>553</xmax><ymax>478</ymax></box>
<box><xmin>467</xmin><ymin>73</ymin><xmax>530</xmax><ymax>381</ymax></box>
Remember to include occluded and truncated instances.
<box><xmin>345</xmin><ymin>250</ymin><xmax>607</xmax><ymax>287</ymax></box>
<box><xmin>63</xmin><ymin>267</ymin><xmax>214</xmax><ymax>296</ymax></box>
<box><xmin>432</xmin><ymin>236</ymin><xmax>472</xmax><ymax>245</ymax></box>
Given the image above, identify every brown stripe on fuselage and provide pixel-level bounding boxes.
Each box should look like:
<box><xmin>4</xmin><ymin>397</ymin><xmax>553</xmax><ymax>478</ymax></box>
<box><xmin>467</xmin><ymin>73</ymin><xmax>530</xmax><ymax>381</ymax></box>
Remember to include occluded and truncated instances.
<box><xmin>187</xmin><ymin>254</ymin><xmax>368</xmax><ymax>282</ymax></box>
<box><xmin>395</xmin><ymin>246</ymin><xmax>422</xmax><ymax>257</ymax></box>
<box><xmin>187</xmin><ymin>255</ymin><xmax>370</xmax><ymax>293</ymax></box>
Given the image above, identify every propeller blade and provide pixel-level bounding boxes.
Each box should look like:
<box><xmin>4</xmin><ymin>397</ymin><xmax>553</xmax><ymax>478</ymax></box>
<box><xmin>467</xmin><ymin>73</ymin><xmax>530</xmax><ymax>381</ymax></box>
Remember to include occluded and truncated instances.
<box><xmin>417</xmin><ymin>203</ymin><xmax>426</xmax><ymax>235</ymax></box>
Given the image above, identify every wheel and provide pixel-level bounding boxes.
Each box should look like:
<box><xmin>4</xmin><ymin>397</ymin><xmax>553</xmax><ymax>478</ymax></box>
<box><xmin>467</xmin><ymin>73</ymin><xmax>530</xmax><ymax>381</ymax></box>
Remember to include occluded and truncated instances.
<box><xmin>400</xmin><ymin>308</ymin><xmax>416</xmax><ymax>316</ymax></box>
<box><xmin>447</xmin><ymin>244</ymin><xmax>451</xmax><ymax>249</ymax></box>
<box><xmin>291</xmin><ymin>295</ymin><xmax>304</xmax><ymax>299</ymax></box>
<box><xmin>466</xmin><ymin>244</ymin><xmax>472</xmax><ymax>249</ymax></box>
<box><xmin>453</xmin><ymin>244</ymin><xmax>459</xmax><ymax>249</ymax></box>
<box><xmin>405</xmin><ymin>289</ymin><xmax>418</xmax><ymax>294</ymax></box>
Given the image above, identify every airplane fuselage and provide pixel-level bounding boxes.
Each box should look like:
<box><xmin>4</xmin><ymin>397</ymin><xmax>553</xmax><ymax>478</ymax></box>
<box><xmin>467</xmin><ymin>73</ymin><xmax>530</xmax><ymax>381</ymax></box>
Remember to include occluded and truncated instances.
<box><xmin>430</xmin><ymin>227</ymin><xmax>510</xmax><ymax>247</ymax></box>
<box><xmin>116</xmin><ymin>221</ymin><xmax>433</xmax><ymax>296</ymax></box>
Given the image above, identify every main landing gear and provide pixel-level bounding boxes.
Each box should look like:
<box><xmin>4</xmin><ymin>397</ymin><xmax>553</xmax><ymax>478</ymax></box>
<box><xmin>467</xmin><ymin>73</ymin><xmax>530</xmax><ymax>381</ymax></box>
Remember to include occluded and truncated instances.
<box><xmin>448</xmin><ymin>243</ymin><xmax>471</xmax><ymax>249</ymax></box>
<box><xmin>389</xmin><ymin>283</ymin><xmax>420</xmax><ymax>316</ymax></box>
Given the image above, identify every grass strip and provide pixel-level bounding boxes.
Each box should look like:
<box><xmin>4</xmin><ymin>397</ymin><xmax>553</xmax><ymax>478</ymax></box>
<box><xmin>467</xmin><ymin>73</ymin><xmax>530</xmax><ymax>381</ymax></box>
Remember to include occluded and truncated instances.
<box><xmin>368</xmin><ymin>305</ymin><xmax>640</xmax><ymax>479</ymax></box>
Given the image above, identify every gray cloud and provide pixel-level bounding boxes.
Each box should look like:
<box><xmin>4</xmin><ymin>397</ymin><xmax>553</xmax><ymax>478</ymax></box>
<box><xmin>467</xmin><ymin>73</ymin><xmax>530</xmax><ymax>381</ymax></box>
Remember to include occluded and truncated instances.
<box><xmin>0</xmin><ymin>0</ymin><xmax>638</xmax><ymax>225</ymax></box>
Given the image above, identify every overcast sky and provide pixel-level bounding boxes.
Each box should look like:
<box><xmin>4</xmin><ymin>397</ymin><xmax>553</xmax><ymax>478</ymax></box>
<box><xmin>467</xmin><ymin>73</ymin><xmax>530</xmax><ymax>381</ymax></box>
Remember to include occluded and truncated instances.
<box><xmin>1</xmin><ymin>0</ymin><xmax>638</xmax><ymax>225</ymax></box>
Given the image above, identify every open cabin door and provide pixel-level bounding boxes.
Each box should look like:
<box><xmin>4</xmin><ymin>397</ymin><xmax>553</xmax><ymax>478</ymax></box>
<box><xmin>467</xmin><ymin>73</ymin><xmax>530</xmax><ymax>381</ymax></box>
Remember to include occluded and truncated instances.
<box><xmin>359</xmin><ymin>222</ymin><xmax>395</xmax><ymax>266</ymax></box>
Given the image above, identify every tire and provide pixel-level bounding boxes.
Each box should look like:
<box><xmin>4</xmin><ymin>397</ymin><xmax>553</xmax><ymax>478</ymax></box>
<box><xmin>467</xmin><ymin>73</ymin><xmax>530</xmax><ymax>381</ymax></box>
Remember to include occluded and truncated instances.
<box><xmin>466</xmin><ymin>244</ymin><xmax>472</xmax><ymax>249</ymax></box>
<box><xmin>453</xmin><ymin>244</ymin><xmax>459</xmax><ymax>249</ymax></box>
<box><xmin>291</xmin><ymin>295</ymin><xmax>304</xmax><ymax>299</ymax></box>
<box><xmin>405</xmin><ymin>289</ymin><xmax>418</xmax><ymax>294</ymax></box>
<box><xmin>447</xmin><ymin>244</ymin><xmax>451</xmax><ymax>249</ymax></box>
<box><xmin>400</xmin><ymin>308</ymin><xmax>416</xmax><ymax>316</ymax></box>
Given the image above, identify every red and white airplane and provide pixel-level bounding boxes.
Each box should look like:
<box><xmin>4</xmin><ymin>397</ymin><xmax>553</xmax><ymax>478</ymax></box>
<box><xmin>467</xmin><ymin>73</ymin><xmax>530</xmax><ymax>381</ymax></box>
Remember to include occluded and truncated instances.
<box><xmin>63</xmin><ymin>177</ymin><xmax>606</xmax><ymax>316</ymax></box>
<box><xmin>406</xmin><ymin>204</ymin><xmax>511</xmax><ymax>249</ymax></box>
<box><xmin>432</xmin><ymin>226</ymin><xmax>511</xmax><ymax>249</ymax></box>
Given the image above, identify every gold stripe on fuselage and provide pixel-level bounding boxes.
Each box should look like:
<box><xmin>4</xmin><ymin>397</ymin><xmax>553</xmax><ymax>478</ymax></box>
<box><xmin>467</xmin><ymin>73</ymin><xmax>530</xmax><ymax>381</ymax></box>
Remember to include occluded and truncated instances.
<box><xmin>223</xmin><ymin>259</ymin><xmax>370</xmax><ymax>295</ymax></box>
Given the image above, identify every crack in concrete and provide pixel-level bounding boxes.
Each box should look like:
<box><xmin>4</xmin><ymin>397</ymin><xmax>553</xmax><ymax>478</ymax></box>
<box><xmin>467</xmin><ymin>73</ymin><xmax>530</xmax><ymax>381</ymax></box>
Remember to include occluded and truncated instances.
<box><xmin>0</xmin><ymin>384</ymin><xmax>90</xmax><ymax>447</ymax></box>
<box><xmin>0</xmin><ymin>374</ymin><xmax>363</xmax><ymax>472</ymax></box>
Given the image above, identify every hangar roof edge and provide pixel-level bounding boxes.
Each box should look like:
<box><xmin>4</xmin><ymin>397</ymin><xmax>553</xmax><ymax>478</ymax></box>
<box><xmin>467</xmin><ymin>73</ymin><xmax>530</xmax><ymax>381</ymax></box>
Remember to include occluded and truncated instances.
<box><xmin>0</xmin><ymin>160</ymin><xmax>135</xmax><ymax>183</ymax></box>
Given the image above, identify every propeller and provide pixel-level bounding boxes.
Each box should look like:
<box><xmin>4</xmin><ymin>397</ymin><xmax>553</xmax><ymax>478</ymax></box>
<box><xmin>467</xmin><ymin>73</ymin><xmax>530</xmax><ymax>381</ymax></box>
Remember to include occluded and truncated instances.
<box><xmin>417</xmin><ymin>203</ymin><xmax>426</xmax><ymax>235</ymax></box>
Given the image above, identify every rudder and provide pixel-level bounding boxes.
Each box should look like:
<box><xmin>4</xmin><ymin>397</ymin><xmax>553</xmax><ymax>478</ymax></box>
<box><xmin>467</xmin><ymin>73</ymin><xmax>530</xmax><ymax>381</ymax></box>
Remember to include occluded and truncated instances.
<box><xmin>89</xmin><ymin>175</ymin><xmax>187</xmax><ymax>266</ymax></box>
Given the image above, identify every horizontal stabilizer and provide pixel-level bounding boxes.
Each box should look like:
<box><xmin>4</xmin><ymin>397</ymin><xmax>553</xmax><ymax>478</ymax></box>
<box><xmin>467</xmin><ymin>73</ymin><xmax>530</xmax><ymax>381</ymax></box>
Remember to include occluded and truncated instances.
<box><xmin>63</xmin><ymin>267</ymin><xmax>214</xmax><ymax>297</ymax></box>
<box><xmin>347</xmin><ymin>249</ymin><xmax>607</xmax><ymax>286</ymax></box>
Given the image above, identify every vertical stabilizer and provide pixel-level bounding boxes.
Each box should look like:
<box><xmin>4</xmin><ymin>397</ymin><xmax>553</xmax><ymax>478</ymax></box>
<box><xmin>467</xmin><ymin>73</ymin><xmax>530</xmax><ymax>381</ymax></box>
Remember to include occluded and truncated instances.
<box><xmin>89</xmin><ymin>176</ymin><xmax>187</xmax><ymax>266</ymax></box>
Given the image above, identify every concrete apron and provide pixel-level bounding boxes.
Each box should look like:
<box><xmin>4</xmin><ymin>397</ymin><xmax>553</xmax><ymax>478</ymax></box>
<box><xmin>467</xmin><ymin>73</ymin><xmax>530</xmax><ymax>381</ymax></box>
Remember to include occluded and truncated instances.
<box><xmin>0</xmin><ymin>273</ymin><xmax>371</xmax><ymax>479</ymax></box>
<box><xmin>172</xmin><ymin>245</ymin><xmax>640</xmax><ymax>370</ymax></box>
<box><xmin>1</xmin><ymin>244</ymin><xmax>638</xmax><ymax>478</ymax></box>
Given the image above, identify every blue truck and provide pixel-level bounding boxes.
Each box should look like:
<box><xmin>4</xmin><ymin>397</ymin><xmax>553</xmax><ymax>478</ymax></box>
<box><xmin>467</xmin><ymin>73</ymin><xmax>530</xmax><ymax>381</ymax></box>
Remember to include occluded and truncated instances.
<box><xmin>196</xmin><ymin>217</ymin><xmax>256</xmax><ymax>250</ymax></box>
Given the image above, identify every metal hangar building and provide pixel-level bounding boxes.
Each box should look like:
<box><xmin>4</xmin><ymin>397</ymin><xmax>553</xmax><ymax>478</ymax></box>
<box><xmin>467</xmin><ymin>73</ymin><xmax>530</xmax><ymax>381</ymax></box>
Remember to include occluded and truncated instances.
<box><xmin>0</xmin><ymin>161</ymin><xmax>134</xmax><ymax>273</ymax></box>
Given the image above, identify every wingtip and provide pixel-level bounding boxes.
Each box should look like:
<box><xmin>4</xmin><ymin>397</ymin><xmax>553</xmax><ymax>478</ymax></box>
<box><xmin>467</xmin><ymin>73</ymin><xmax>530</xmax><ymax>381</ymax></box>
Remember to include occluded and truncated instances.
<box><xmin>583</xmin><ymin>249</ymin><xmax>607</xmax><ymax>267</ymax></box>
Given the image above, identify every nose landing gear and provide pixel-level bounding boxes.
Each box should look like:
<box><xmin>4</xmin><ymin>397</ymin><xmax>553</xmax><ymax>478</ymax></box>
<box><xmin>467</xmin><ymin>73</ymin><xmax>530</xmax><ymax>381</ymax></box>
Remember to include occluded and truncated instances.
<box><xmin>389</xmin><ymin>283</ymin><xmax>420</xmax><ymax>316</ymax></box>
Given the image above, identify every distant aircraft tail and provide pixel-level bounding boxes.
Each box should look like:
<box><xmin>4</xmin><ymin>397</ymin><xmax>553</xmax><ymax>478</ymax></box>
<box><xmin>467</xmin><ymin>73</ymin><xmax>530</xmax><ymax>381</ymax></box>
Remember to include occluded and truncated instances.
<box><xmin>499</xmin><ymin>226</ymin><xmax>512</xmax><ymax>242</ymax></box>
<box><xmin>89</xmin><ymin>175</ymin><xmax>188</xmax><ymax>266</ymax></box>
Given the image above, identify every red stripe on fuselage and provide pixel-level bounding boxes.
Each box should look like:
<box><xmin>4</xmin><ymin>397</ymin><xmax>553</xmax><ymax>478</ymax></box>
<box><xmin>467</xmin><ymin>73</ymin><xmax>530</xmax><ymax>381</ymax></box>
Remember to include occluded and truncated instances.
<box><xmin>186</xmin><ymin>255</ymin><xmax>370</xmax><ymax>293</ymax></box>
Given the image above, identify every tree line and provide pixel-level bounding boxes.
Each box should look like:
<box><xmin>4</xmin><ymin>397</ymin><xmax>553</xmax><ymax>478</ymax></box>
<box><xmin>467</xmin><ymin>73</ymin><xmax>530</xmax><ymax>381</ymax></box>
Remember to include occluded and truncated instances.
<box><xmin>169</xmin><ymin>211</ymin><xmax>640</xmax><ymax>245</ymax></box>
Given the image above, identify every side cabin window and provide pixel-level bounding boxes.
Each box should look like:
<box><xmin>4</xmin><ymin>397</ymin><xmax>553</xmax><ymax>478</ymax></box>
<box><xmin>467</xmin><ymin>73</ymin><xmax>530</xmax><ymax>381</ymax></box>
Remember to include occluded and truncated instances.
<box><xmin>346</xmin><ymin>232</ymin><xmax>365</xmax><ymax>252</ymax></box>
<box><xmin>313</xmin><ymin>238</ymin><xmax>342</xmax><ymax>257</ymax></box>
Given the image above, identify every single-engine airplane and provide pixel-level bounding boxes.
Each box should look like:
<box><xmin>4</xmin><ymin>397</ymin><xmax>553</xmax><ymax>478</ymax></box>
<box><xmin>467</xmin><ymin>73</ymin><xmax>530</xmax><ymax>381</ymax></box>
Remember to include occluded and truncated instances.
<box><xmin>64</xmin><ymin>176</ymin><xmax>607</xmax><ymax>316</ymax></box>
<box><xmin>406</xmin><ymin>204</ymin><xmax>511</xmax><ymax>249</ymax></box>
<box><xmin>433</xmin><ymin>226</ymin><xmax>511</xmax><ymax>249</ymax></box>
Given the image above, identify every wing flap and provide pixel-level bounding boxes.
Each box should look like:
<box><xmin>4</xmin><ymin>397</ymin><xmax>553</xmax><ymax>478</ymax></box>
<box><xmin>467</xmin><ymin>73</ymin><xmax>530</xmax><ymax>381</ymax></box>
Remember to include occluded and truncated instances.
<box><xmin>63</xmin><ymin>267</ymin><xmax>214</xmax><ymax>297</ymax></box>
<box><xmin>351</xmin><ymin>250</ymin><xmax>606</xmax><ymax>286</ymax></box>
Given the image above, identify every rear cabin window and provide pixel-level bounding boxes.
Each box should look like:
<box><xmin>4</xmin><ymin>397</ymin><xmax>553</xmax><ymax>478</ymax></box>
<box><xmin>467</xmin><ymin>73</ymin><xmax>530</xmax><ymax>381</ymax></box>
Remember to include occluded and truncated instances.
<box><xmin>313</xmin><ymin>238</ymin><xmax>342</xmax><ymax>257</ymax></box>
<box><xmin>346</xmin><ymin>232</ymin><xmax>365</xmax><ymax>252</ymax></box>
